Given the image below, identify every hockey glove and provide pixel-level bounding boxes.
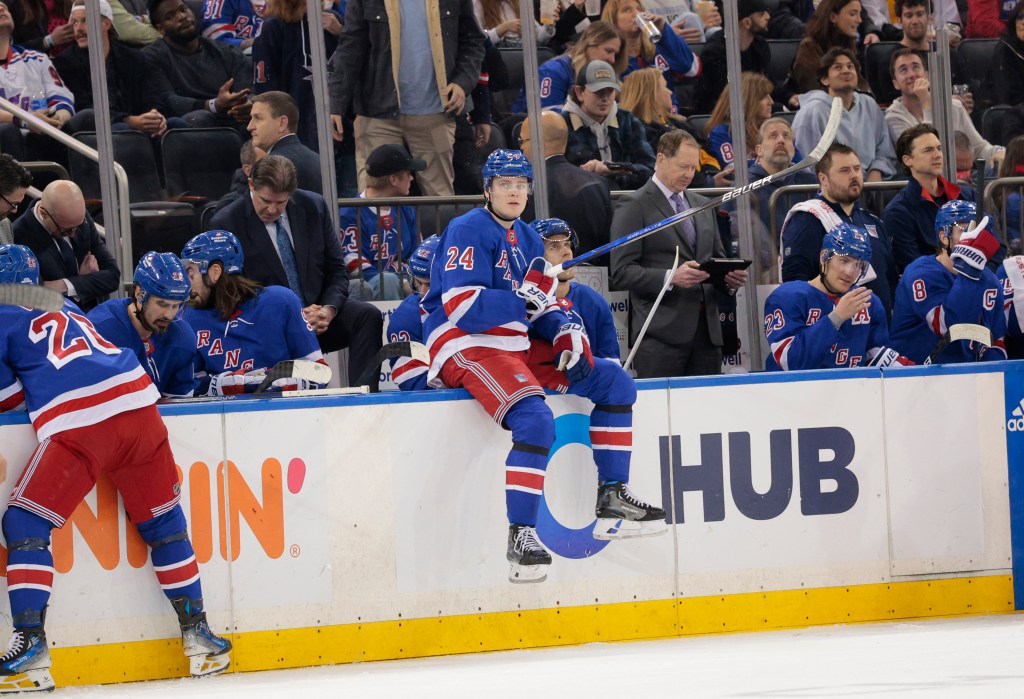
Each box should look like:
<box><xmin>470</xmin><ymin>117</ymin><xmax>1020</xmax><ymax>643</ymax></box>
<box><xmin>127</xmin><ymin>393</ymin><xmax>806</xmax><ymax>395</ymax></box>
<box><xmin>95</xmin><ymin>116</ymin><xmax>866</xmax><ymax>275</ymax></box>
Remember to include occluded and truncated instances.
<box><xmin>553</xmin><ymin>322</ymin><xmax>594</xmax><ymax>383</ymax></box>
<box><xmin>867</xmin><ymin>347</ymin><xmax>915</xmax><ymax>368</ymax></box>
<box><xmin>951</xmin><ymin>216</ymin><xmax>1001</xmax><ymax>281</ymax></box>
<box><xmin>516</xmin><ymin>257</ymin><xmax>558</xmax><ymax>320</ymax></box>
<box><xmin>208</xmin><ymin>369</ymin><xmax>317</xmax><ymax>396</ymax></box>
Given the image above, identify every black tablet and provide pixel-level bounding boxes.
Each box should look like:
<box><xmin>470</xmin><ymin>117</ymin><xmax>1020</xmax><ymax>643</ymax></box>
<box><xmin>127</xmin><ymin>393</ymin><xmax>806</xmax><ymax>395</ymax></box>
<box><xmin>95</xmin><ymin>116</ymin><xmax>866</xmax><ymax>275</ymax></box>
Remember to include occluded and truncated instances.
<box><xmin>698</xmin><ymin>258</ymin><xmax>753</xmax><ymax>275</ymax></box>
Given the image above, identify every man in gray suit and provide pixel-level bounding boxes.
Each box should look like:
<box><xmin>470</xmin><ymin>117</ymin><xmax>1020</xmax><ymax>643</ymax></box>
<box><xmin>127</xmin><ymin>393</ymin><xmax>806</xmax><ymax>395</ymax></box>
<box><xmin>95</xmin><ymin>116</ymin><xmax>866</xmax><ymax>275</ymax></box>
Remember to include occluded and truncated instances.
<box><xmin>610</xmin><ymin>129</ymin><xmax>747</xmax><ymax>378</ymax></box>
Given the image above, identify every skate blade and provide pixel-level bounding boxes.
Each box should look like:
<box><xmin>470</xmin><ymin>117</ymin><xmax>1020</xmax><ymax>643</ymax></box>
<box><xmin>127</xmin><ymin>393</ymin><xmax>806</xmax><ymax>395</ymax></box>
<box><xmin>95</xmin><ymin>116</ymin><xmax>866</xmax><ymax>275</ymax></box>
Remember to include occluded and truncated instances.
<box><xmin>508</xmin><ymin>562</ymin><xmax>548</xmax><ymax>584</ymax></box>
<box><xmin>189</xmin><ymin>652</ymin><xmax>231</xmax><ymax>677</ymax></box>
<box><xmin>0</xmin><ymin>668</ymin><xmax>55</xmax><ymax>693</ymax></box>
<box><xmin>592</xmin><ymin>517</ymin><xmax>668</xmax><ymax>540</ymax></box>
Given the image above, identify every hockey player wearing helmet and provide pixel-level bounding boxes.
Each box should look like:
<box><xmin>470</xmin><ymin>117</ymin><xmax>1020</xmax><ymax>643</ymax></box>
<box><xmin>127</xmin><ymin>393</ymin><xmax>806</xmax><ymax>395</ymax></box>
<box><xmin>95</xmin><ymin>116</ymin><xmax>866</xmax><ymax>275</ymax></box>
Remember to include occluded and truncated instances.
<box><xmin>385</xmin><ymin>235</ymin><xmax>441</xmax><ymax>391</ymax></box>
<box><xmin>764</xmin><ymin>223</ymin><xmax>912</xmax><ymax>371</ymax></box>
<box><xmin>422</xmin><ymin>152</ymin><xmax>665</xmax><ymax>585</ymax></box>
<box><xmin>87</xmin><ymin>251</ymin><xmax>199</xmax><ymax>398</ymax></box>
<box><xmin>890</xmin><ymin>200</ymin><xmax>1008</xmax><ymax>363</ymax></box>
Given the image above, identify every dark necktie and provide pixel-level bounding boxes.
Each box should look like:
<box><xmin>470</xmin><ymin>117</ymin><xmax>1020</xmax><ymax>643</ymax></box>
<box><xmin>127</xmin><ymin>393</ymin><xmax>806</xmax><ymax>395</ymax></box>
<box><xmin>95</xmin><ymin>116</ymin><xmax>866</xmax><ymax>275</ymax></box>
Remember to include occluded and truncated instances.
<box><xmin>670</xmin><ymin>192</ymin><xmax>696</xmax><ymax>249</ymax></box>
<box><xmin>275</xmin><ymin>219</ymin><xmax>303</xmax><ymax>298</ymax></box>
<box><xmin>56</xmin><ymin>237</ymin><xmax>78</xmax><ymax>277</ymax></box>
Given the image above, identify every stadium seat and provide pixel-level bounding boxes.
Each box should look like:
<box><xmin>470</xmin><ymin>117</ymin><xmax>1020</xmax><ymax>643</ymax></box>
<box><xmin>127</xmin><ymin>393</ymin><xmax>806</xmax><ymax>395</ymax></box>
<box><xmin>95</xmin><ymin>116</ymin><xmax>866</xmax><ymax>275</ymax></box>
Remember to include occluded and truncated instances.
<box><xmin>493</xmin><ymin>46</ymin><xmax>555</xmax><ymax>117</ymax></box>
<box><xmin>981</xmin><ymin>104</ymin><xmax>1015</xmax><ymax>146</ymax></box>
<box><xmin>766</xmin><ymin>39</ymin><xmax>801</xmax><ymax>87</ymax></box>
<box><xmin>770</xmin><ymin>111</ymin><xmax>796</xmax><ymax>125</ymax></box>
<box><xmin>161</xmin><ymin>128</ymin><xmax>244</xmax><ymax>202</ymax></box>
<box><xmin>686</xmin><ymin>113</ymin><xmax>712</xmax><ymax>136</ymax></box>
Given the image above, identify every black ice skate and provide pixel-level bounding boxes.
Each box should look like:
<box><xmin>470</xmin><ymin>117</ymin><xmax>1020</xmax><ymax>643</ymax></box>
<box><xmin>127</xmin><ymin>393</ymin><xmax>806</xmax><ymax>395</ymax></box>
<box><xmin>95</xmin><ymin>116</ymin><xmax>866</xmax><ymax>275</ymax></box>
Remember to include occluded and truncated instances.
<box><xmin>593</xmin><ymin>481</ymin><xmax>667</xmax><ymax>540</ymax></box>
<box><xmin>0</xmin><ymin>628</ymin><xmax>53</xmax><ymax>693</ymax></box>
<box><xmin>507</xmin><ymin>524</ymin><xmax>552</xmax><ymax>584</ymax></box>
<box><xmin>172</xmin><ymin>597</ymin><xmax>232</xmax><ymax>677</ymax></box>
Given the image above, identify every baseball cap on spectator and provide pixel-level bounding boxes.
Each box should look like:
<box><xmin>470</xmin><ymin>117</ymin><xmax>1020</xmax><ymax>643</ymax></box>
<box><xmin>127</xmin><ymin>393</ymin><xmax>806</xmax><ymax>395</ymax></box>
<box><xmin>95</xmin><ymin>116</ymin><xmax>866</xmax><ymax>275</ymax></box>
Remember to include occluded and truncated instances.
<box><xmin>738</xmin><ymin>0</ymin><xmax>777</xmax><ymax>18</ymax></box>
<box><xmin>365</xmin><ymin>144</ymin><xmax>427</xmax><ymax>177</ymax></box>
<box><xmin>71</xmin><ymin>0</ymin><xmax>118</xmax><ymax>36</ymax></box>
<box><xmin>576</xmin><ymin>60</ymin><xmax>621</xmax><ymax>93</ymax></box>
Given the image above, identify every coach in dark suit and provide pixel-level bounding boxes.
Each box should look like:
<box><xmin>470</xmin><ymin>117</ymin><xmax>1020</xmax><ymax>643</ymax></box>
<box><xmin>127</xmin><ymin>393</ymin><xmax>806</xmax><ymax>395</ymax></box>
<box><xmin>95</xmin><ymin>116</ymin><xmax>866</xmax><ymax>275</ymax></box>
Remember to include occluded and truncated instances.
<box><xmin>13</xmin><ymin>180</ymin><xmax>119</xmax><ymax>311</ymax></box>
<box><xmin>247</xmin><ymin>91</ymin><xmax>322</xmax><ymax>194</ymax></box>
<box><xmin>610</xmin><ymin>130</ymin><xmax>747</xmax><ymax>378</ymax></box>
<box><xmin>210</xmin><ymin>155</ymin><xmax>383</xmax><ymax>388</ymax></box>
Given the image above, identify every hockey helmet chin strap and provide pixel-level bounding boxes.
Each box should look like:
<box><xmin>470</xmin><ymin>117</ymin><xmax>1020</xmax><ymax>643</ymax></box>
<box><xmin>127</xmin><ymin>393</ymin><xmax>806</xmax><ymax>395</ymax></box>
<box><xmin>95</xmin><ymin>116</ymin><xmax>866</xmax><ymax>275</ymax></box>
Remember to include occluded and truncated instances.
<box><xmin>132</xmin><ymin>294</ymin><xmax>161</xmax><ymax>335</ymax></box>
<box><xmin>818</xmin><ymin>257</ymin><xmax>864</xmax><ymax>297</ymax></box>
<box><xmin>485</xmin><ymin>195</ymin><xmax>518</xmax><ymax>227</ymax></box>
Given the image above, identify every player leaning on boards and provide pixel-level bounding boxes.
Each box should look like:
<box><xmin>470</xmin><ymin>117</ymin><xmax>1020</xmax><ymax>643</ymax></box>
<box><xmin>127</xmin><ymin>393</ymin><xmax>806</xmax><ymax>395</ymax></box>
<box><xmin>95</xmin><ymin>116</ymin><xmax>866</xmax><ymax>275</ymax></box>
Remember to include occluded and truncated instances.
<box><xmin>0</xmin><ymin>244</ymin><xmax>231</xmax><ymax>692</ymax></box>
<box><xmin>889</xmin><ymin>201</ymin><xmax>1008</xmax><ymax>363</ymax></box>
<box><xmin>181</xmin><ymin>230</ymin><xmax>328</xmax><ymax>395</ymax></box>
<box><xmin>87</xmin><ymin>252</ymin><xmax>198</xmax><ymax>398</ymax></box>
<box><xmin>764</xmin><ymin>223</ymin><xmax>912</xmax><ymax>371</ymax></box>
<box><xmin>420</xmin><ymin>150</ymin><xmax>665</xmax><ymax>584</ymax></box>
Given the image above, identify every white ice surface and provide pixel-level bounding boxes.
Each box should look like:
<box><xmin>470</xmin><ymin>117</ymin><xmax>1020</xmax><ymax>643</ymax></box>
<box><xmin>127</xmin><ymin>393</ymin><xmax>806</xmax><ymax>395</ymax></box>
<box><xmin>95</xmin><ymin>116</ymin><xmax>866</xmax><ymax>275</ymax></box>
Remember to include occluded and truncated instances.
<box><xmin>57</xmin><ymin>613</ymin><xmax>1024</xmax><ymax>698</ymax></box>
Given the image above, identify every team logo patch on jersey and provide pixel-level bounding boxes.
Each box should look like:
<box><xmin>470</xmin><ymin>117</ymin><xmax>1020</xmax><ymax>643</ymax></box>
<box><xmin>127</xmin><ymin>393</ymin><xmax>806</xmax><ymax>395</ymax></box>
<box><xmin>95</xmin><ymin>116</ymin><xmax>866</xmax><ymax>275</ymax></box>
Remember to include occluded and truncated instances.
<box><xmin>865</xmin><ymin>225</ymin><xmax>878</xmax><ymax>238</ymax></box>
<box><xmin>655</xmin><ymin>54</ymin><xmax>669</xmax><ymax>71</ymax></box>
<box><xmin>507</xmin><ymin>228</ymin><xmax>518</xmax><ymax>245</ymax></box>
<box><xmin>514</xmin><ymin>373</ymin><xmax>528</xmax><ymax>383</ymax></box>
<box><xmin>173</xmin><ymin>483</ymin><xmax>180</xmax><ymax>495</ymax></box>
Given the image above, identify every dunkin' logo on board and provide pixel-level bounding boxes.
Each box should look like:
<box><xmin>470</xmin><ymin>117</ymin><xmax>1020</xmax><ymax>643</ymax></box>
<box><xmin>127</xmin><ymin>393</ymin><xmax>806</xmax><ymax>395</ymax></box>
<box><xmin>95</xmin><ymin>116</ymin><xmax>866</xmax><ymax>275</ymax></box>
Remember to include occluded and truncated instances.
<box><xmin>0</xmin><ymin>458</ymin><xmax>309</xmax><ymax>575</ymax></box>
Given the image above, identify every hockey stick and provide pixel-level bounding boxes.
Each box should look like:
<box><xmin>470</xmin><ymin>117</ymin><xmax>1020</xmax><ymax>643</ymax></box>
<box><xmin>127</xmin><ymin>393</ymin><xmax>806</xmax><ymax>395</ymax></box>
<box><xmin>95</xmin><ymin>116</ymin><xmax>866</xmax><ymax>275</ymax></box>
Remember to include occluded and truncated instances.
<box><xmin>254</xmin><ymin>359</ymin><xmax>333</xmax><ymax>394</ymax></box>
<box><xmin>924</xmin><ymin>323</ymin><xmax>992</xmax><ymax>365</ymax></box>
<box><xmin>0</xmin><ymin>284</ymin><xmax>64</xmax><ymax>312</ymax></box>
<box><xmin>546</xmin><ymin>96</ymin><xmax>844</xmax><ymax>277</ymax></box>
<box><xmin>622</xmin><ymin>246</ymin><xmax>679</xmax><ymax>371</ymax></box>
<box><xmin>355</xmin><ymin>340</ymin><xmax>430</xmax><ymax>387</ymax></box>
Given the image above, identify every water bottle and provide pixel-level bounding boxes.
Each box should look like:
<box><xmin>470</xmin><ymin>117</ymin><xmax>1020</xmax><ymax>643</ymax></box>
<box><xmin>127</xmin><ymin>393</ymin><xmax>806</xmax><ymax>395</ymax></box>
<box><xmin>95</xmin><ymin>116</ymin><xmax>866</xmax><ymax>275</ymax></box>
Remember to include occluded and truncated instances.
<box><xmin>635</xmin><ymin>13</ymin><xmax>661</xmax><ymax>43</ymax></box>
<box><xmin>29</xmin><ymin>90</ymin><xmax>46</xmax><ymax>113</ymax></box>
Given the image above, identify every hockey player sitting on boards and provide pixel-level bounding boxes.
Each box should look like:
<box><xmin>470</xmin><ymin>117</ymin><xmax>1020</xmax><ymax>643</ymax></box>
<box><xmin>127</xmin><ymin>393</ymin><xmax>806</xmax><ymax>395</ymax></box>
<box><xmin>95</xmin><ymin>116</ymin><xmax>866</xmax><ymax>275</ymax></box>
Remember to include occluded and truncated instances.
<box><xmin>764</xmin><ymin>223</ymin><xmax>912</xmax><ymax>371</ymax></box>
<box><xmin>420</xmin><ymin>150</ymin><xmax>665</xmax><ymax>585</ymax></box>
<box><xmin>180</xmin><ymin>229</ymin><xmax>326</xmax><ymax>395</ymax></box>
<box><xmin>386</xmin><ymin>234</ymin><xmax>440</xmax><ymax>391</ymax></box>
<box><xmin>0</xmin><ymin>244</ymin><xmax>231</xmax><ymax>692</ymax></box>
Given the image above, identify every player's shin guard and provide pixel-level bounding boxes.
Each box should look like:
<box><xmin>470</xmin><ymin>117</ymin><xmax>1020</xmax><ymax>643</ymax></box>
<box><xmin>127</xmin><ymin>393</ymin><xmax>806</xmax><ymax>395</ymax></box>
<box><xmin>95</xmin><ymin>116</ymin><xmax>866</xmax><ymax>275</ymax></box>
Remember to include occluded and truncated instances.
<box><xmin>590</xmin><ymin>403</ymin><xmax>632</xmax><ymax>484</ymax></box>
<box><xmin>0</xmin><ymin>507</ymin><xmax>54</xmax><ymax>692</ymax></box>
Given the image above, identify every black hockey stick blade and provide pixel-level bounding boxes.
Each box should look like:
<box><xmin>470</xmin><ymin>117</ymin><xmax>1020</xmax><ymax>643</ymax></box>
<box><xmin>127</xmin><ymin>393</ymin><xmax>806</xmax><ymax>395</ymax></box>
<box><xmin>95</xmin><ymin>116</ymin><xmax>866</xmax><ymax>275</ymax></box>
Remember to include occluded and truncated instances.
<box><xmin>254</xmin><ymin>359</ymin><xmax>333</xmax><ymax>394</ymax></box>
<box><xmin>355</xmin><ymin>341</ymin><xmax>430</xmax><ymax>387</ymax></box>
<box><xmin>0</xmin><ymin>284</ymin><xmax>64</xmax><ymax>311</ymax></box>
<box><xmin>924</xmin><ymin>323</ymin><xmax>992</xmax><ymax>365</ymax></box>
<box><xmin>546</xmin><ymin>96</ymin><xmax>844</xmax><ymax>276</ymax></box>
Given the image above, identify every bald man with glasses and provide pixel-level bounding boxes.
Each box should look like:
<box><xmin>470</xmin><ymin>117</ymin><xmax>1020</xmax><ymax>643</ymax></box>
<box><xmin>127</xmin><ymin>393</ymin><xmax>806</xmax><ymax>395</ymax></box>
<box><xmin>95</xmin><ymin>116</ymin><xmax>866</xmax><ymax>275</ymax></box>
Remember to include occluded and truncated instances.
<box><xmin>13</xmin><ymin>180</ymin><xmax>119</xmax><ymax>310</ymax></box>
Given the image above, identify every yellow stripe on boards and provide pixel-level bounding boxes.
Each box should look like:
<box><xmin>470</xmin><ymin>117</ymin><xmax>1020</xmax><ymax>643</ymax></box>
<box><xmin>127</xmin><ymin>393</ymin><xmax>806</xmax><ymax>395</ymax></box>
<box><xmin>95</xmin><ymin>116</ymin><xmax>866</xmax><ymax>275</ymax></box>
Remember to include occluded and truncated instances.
<box><xmin>49</xmin><ymin>575</ymin><xmax>1016</xmax><ymax>687</ymax></box>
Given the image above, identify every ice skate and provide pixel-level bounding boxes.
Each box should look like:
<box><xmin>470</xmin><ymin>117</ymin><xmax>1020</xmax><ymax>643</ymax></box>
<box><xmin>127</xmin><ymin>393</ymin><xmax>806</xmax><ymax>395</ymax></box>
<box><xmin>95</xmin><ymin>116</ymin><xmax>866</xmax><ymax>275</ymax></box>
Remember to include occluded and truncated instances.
<box><xmin>172</xmin><ymin>597</ymin><xmax>232</xmax><ymax>677</ymax></box>
<box><xmin>0</xmin><ymin>628</ymin><xmax>53</xmax><ymax>693</ymax></box>
<box><xmin>593</xmin><ymin>481</ymin><xmax>667</xmax><ymax>540</ymax></box>
<box><xmin>507</xmin><ymin>524</ymin><xmax>552</xmax><ymax>584</ymax></box>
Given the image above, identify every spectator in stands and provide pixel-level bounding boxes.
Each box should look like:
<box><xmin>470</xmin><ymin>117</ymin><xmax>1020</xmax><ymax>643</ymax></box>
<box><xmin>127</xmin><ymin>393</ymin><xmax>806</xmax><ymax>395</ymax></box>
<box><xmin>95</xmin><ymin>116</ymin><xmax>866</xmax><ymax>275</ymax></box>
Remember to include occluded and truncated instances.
<box><xmin>474</xmin><ymin>0</ymin><xmax>554</xmax><ymax>48</ymax></box>
<box><xmin>601</xmin><ymin>0</ymin><xmax>700</xmax><ymax>109</ymax></box>
<box><xmin>7</xmin><ymin>0</ymin><xmax>73</xmax><ymax>55</ymax></box>
<box><xmin>252</xmin><ymin>0</ymin><xmax>343</xmax><ymax>150</ymax></box>
<box><xmin>610</xmin><ymin>129</ymin><xmax>747</xmax><ymax>378</ymax></box>
<box><xmin>985</xmin><ymin>1</ymin><xmax>1024</xmax><ymax>109</ymax></box>
<box><xmin>704</xmin><ymin>72</ymin><xmax>777</xmax><ymax>170</ymax></box>
<box><xmin>144</xmin><ymin>0</ymin><xmax>252</xmax><ymax>130</ymax></box>
<box><xmin>510</xmin><ymin>20</ymin><xmax>625</xmax><ymax>114</ymax></box>
<box><xmin>201</xmin><ymin>0</ymin><xmax>264</xmax><ymax>49</ymax></box>
<box><xmin>767</xmin><ymin>0</ymin><xmax>814</xmax><ymax>40</ymax></box>
<box><xmin>743</xmin><ymin>116</ymin><xmax>817</xmax><ymax>279</ymax></box>
<box><xmin>995</xmin><ymin>134</ymin><xmax>1024</xmax><ymax>255</ymax></box>
<box><xmin>792</xmin><ymin>47</ymin><xmax>896</xmax><ymax>181</ymax></box>
<box><xmin>54</xmin><ymin>0</ymin><xmax>186</xmax><ymax>137</ymax></box>
<box><xmin>452</xmin><ymin>38</ymin><xmax>504</xmax><ymax>193</ymax></box>
<box><xmin>562</xmin><ymin>59</ymin><xmax>655</xmax><ymax>190</ymax></box>
<box><xmin>328</xmin><ymin>0</ymin><xmax>485</xmax><ymax>197</ymax></box>
<box><xmin>954</xmin><ymin>130</ymin><xmax>979</xmax><ymax>185</ymax></box>
<box><xmin>884</xmin><ymin>49</ymin><xmax>1003</xmax><ymax>171</ymax></box>
<box><xmin>671</xmin><ymin>0</ymin><xmax>720</xmax><ymax>44</ymax></box>
<box><xmin>13</xmin><ymin>180</ymin><xmax>119</xmax><ymax>311</ymax></box>
<box><xmin>519</xmin><ymin>110</ymin><xmax>613</xmax><ymax>266</ymax></box>
<box><xmin>883</xmin><ymin>123</ymin><xmax>977</xmax><ymax>272</ymax></box>
<box><xmin>110</xmin><ymin>0</ymin><xmax>161</xmax><ymax>44</ymax></box>
<box><xmin>339</xmin><ymin>143</ymin><xmax>421</xmax><ymax>301</ymax></box>
<box><xmin>693</xmin><ymin>0</ymin><xmax>774</xmax><ymax>115</ymax></box>
<box><xmin>968</xmin><ymin>0</ymin><xmax>1017</xmax><ymax>39</ymax></box>
<box><xmin>0</xmin><ymin>154</ymin><xmax>31</xmax><ymax>246</ymax></box>
<box><xmin>212</xmin><ymin>138</ymin><xmax>265</xmax><ymax>212</ymax></box>
<box><xmin>209</xmin><ymin>155</ymin><xmax>384</xmax><ymax>388</ymax></box>
<box><xmin>780</xmin><ymin>142</ymin><xmax>898</xmax><ymax>313</ymax></box>
<box><xmin>247</xmin><ymin>91</ymin><xmax>321</xmax><ymax>193</ymax></box>
<box><xmin>619</xmin><ymin>67</ymin><xmax>725</xmax><ymax>186</ymax></box>
<box><xmin>789</xmin><ymin>0</ymin><xmax>876</xmax><ymax>97</ymax></box>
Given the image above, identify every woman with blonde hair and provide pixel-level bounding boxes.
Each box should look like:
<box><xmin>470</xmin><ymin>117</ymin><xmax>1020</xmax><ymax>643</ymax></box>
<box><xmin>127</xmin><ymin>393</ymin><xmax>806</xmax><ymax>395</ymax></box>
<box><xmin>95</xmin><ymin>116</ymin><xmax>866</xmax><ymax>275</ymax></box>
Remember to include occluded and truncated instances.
<box><xmin>600</xmin><ymin>0</ymin><xmax>698</xmax><ymax>109</ymax></box>
<box><xmin>474</xmin><ymin>0</ymin><xmax>555</xmax><ymax>47</ymax></box>
<box><xmin>704</xmin><ymin>72</ymin><xmax>787</xmax><ymax>169</ymax></box>
<box><xmin>511</xmin><ymin>20</ymin><xmax>625</xmax><ymax>113</ymax></box>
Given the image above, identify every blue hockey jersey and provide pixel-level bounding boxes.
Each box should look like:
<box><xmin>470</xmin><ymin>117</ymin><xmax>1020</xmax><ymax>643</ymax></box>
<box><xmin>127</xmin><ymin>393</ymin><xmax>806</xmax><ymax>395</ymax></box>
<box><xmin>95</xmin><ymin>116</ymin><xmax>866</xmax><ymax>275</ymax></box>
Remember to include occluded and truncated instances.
<box><xmin>184</xmin><ymin>285</ymin><xmax>322</xmax><ymax>380</ymax></box>
<box><xmin>339</xmin><ymin>203</ymin><xmax>418</xmax><ymax>283</ymax></box>
<box><xmin>421</xmin><ymin>208</ymin><xmax>573</xmax><ymax>386</ymax></box>
<box><xmin>998</xmin><ymin>256</ymin><xmax>1024</xmax><ymax>339</ymax></box>
<box><xmin>386</xmin><ymin>292</ymin><xmax>428</xmax><ymax>391</ymax></box>
<box><xmin>890</xmin><ymin>255</ymin><xmax>1006</xmax><ymax>364</ymax></box>
<box><xmin>763</xmin><ymin>281</ymin><xmax>889</xmax><ymax>371</ymax></box>
<box><xmin>88</xmin><ymin>298</ymin><xmax>199</xmax><ymax>399</ymax></box>
<box><xmin>201</xmin><ymin>0</ymin><xmax>264</xmax><ymax>45</ymax></box>
<box><xmin>0</xmin><ymin>299</ymin><xmax>159</xmax><ymax>439</ymax></box>
<box><xmin>557</xmin><ymin>281</ymin><xmax>619</xmax><ymax>360</ymax></box>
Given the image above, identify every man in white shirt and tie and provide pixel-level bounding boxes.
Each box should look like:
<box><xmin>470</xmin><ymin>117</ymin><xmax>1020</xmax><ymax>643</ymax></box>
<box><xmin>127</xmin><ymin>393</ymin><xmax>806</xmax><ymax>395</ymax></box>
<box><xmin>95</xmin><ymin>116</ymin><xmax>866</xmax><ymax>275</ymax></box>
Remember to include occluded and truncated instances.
<box><xmin>610</xmin><ymin>129</ymin><xmax>747</xmax><ymax>378</ymax></box>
